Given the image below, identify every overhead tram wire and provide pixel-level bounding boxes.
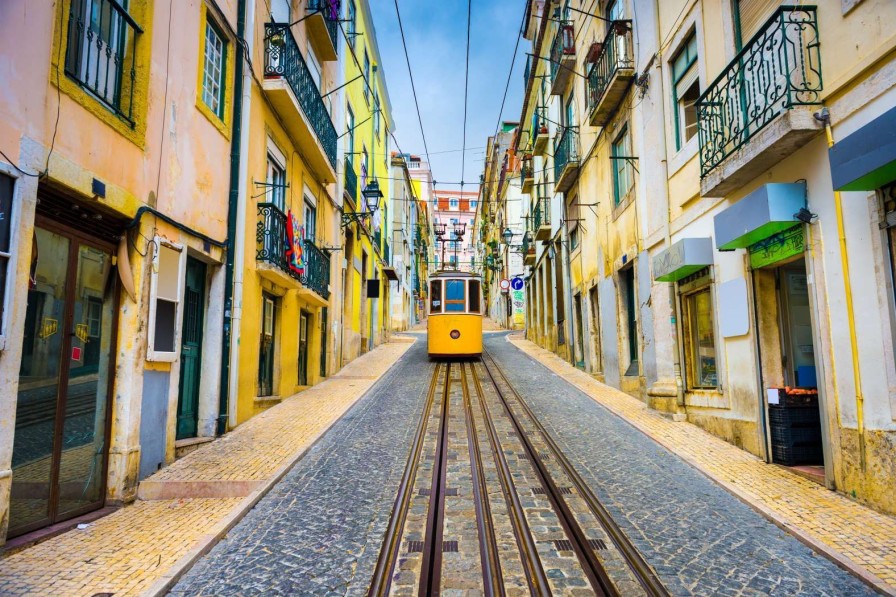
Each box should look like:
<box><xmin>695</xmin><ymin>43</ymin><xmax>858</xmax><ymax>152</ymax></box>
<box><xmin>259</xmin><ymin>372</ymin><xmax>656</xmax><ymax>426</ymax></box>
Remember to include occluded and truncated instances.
<box><xmin>392</xmin><ymin>0</ymin><xmax>434</xmax><ymax>175</ymax></box>
<box><xmin>460</xmin><ymin>0</ymin><xmax>472</xmax><ymax>191</ymax></box>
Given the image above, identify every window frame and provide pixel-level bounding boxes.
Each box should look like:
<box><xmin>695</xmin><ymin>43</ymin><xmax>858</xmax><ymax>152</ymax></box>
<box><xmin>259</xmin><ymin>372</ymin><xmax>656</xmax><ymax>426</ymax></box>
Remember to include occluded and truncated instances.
<box><xmin>0</xmin><ymin>167</ymin><xmax>22</xmax><ymax>350</ymax></box>
<box><xmin>266</xmin><ymin>143</ymin><xmax>287</xmax><ymax>211</ymax></box>
<box><xmin>429</xmin><ymin>279</ymin><xmax>443</xmax><ymax>313</ymax></box>
<box><xmin>671</xmin><ymin>32</ymin><xmax>699</xmax><ymax>152</ymax></box>
<box><xmin>347</xmin><ymin>0</ymin><xmax>357</xmax><ymax>49</ymax></box>
<box><xmin>304</xmin><ymin>198</ymin><xmax>317</xmax><ymax>241</ymax></box>
<box><xmin>146</xmin><ymin>237</ymin><xmax>187</xmax><ymax>362</ymax></box>
<box><xmin>202</xmin><ymin>17</ymin><xmax>228</xmax><ymax>119</ymax></box>
<box><xmin>611</xmin><ymin>126</ymin><xmax>634</xmax><ymax>205</ymax></box>
<box><xmin>363</xmin><ymin>50</ymin><xmax>371</xmax><ymax>104</ymax></box>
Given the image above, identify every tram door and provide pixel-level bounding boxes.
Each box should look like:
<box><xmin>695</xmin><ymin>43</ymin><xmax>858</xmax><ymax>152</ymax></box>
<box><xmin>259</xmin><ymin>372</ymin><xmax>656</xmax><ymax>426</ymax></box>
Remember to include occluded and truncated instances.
<box><xmin>10</xmin><ymin>224</ymin><xmax>117</xmax><ymax>537</ymax></box>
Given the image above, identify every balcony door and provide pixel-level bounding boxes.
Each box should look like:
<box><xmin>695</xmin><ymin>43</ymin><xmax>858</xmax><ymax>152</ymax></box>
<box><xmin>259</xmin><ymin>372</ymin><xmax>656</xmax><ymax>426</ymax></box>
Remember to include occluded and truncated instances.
<box><xmin>10</xmin><ymin>222</ymin><xmax>117</xmax><ymax>537</ymax></box>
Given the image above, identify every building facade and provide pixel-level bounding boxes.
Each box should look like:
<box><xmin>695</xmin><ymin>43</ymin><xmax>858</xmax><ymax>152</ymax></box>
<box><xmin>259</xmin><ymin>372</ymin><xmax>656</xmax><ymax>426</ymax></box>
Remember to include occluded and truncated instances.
<box><xmin>432</xmin><ymin>189</ymin><xmax>478</xmax><ymax>271</ymax></box>
<box><xmin>517</xmin><ymin>0</ymin><xmax>896</xmax><ymax>515</ymax></box>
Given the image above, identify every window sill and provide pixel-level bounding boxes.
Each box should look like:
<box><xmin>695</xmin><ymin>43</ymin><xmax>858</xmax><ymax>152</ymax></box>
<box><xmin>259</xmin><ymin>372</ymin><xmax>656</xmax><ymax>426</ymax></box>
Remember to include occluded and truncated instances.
<box><xmin>196</xmin><ymin>98</ymin><xmax>232</xmax><ymax>140</ymax></box>
<box><xmin>612</xmin><ymin>188</ymin><xmax>636</xmax><ymax>221</ymax></box>
<box><xmin>667</xmin><ymin>136</ymin><xmax>699</xmax><ymax>177</ymax></box>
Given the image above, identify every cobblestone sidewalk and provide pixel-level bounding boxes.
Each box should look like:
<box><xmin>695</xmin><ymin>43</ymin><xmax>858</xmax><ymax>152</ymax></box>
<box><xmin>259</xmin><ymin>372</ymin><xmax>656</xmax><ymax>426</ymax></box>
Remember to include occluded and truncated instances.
<box><xmin>0</xmin><ymin>338</ymin><xmax>414</xmax><ymax>597</ymax></box>
<box><xmin>507</xmin><ymin>333</ymin><xmax>896</xmax><ymax>594</ymax></box>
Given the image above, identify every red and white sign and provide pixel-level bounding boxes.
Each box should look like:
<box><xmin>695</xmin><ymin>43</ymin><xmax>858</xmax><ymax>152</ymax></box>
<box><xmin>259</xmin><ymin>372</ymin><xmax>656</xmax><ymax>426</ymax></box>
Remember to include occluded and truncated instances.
<box><xmin>71</xmin><ymin>346</ymin><xmax>82</xmax><ymax>362</ymax></box>
<box><xmin>499</xmin><ymin>279</ymin><xmax>511</xmax><ymax>291</ymax></box>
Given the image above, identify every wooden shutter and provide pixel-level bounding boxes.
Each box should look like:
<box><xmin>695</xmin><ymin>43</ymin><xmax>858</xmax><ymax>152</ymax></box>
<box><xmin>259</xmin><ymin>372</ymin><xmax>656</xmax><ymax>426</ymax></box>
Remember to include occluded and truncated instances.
<box><xmin>737</xmin><ymin>0</ymin><xmax>781</xmax><ymax>45</ymax></box>
<box><xmin>438</xmin><ymin>198</ymin><xmax>450</xmax><ymax>210</ymax></box>
<box><xmin>459</xmin><ymin>199</ymin><xmax>470</xmax><ymax>212</ymax></box>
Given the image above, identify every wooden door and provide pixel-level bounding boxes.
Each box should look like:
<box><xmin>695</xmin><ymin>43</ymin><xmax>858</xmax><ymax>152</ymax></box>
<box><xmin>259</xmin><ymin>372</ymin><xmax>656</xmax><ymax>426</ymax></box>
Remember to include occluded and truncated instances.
<box><xmin>176</xmin><ymin>257</ymin><xmax>206</xmax><ymax>439</ymax></box>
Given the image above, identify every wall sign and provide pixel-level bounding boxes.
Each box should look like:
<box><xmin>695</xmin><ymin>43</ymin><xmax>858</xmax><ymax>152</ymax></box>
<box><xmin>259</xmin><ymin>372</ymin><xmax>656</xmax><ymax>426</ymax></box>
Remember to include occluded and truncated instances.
<box><xmin>748</xmin><ymin>224</ymin><xmax>804</xmax><ymax>269</ymax></box>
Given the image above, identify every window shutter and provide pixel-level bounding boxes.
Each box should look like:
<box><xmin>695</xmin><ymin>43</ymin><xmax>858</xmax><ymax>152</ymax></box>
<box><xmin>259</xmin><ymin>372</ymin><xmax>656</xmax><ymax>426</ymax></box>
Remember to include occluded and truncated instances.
<box><xmin>737</xmin><ymin>0</ymin><xmax>781</xmax><ymax>45</ymax></box>
<box><xmin>459</xmin><ymin>199</ymin><xmax>469</xmax><ymax>211</ymax></box>
<box><xmin>438</xmin><ymin>198</ymin><xmax>450</xmax><ymax>210</ymax></box>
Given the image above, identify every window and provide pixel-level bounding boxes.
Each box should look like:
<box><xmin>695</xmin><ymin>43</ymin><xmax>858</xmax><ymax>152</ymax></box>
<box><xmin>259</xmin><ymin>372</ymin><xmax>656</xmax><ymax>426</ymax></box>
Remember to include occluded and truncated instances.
<box><xmin>147</xmin><ymin>239</ymin><xmax>186</xmax><ymax>361</ymax></box>
<box><xmin>271</xmin><ymin>0</ymin><xmax>290</xmax><ymax>23</ymax></box>
<box><xmin>347</xmin><ymin>0</ymin><xmax>357</xmax><ymax>48</ymax></box>
<box><xmin>450</xmin><ymin>198</ymin><xmax>459</xmax><ymax>209</ymax></box>
<box><xmin>468</xmin><ymin>279</ymin><xmax>481</xmax><ymax>313</ymax></box>
<box><xmin>430</xmin><ymin>280</ymin><xmax>442</xmax><ymax>313</ymax></box>
<box><xmin>569</xmin><ymin>225</ymin><xmax>579</xmax><ymax>250</ymax></box>
<box><xmin>612</xmin><ymin>126</ymin><xmax>634</xmax><ymax>205</ymax></box>
<box><xmin>682</xmin><ymin>281</ymin><xmax>718</xmax><ymax>389</ymax></box>
<box><xmin>470</xmin><ymin>200</ymin><xmax>477</xmax><ymax>209</ymax></box>
<box><xmin>0</xmin><ymin>173</ymin><xmax>14</xmax><ymax>340</ymax></box>
<box><xmin>363</xmin><ymin>50</ymin><xmax>370</xmax><ymax>104</ymax></box>
<box><xmin>346</xmin><ymin>104</ymin><xmax>355</xmax><ymax>165</ymax></box>
<box><xmin>374</xmin><ymin>89</ymin><xmax>381</xmax><ymax>139</ymax></box>
<box><xmin>304</xmin><ymin>200</ymin><xmax>317</xmax><ymax>241</ymax></box>
<box><xmin>307</xmin><ymin>44</ymin><xmax>322</xmax><ymax>91</ymax></box>
<box><xmin>202</xmin><ymin>19</ymin><xmax>227</xmax><ymax>118</ymax></box>
<box><xmin>672</xmin><ymin>33</ymin><xmax>699</xmax><ymax>150</ymax></box>
<box><xmin>65</xmin><ymin>0</ymin><xmax>141</xmax><ymax>123</ymax></box>
<box><xmin>266</xmin><ymin>151</ymin><xmax>286</xmax><ymax>210</ymax></box>
<box><xmin>361</xmin><ymin>146</ymin><xmax>369</xmax><ymax>188</ymax></box>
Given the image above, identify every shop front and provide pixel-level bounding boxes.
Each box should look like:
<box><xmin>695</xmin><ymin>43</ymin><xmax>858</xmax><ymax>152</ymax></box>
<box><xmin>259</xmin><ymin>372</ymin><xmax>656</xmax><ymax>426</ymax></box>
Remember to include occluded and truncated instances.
<box><xmin>9</xmin><ymin>186</ymin><xmax>123</xmax><ymax>538</ymax></box>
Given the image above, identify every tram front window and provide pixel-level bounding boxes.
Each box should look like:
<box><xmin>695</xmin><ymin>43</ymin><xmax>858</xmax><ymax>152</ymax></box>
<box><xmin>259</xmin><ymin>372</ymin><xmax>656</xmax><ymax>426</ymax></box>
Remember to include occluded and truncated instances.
<box><xmin>469</xmin><ymin>280</ymin><xmax>481</xmax><ymax>313</ymax></box>
<box><xmin>445</xmin><ymin>280</ymin><xmax>466</xmax><ymax>312</ymax></box>
<box><xmin>430</xmin><ymin>280</ymin><xmax>442</xmax><ymax>313</ymax></box>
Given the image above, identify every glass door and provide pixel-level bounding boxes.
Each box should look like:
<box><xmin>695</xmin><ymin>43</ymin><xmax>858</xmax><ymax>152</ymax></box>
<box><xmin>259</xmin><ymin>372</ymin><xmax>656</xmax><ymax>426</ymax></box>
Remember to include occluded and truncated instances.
<box><xmin>10</xmin><ymin>225</ymin><xmax>116</xmax><ymax>536</ymax></box>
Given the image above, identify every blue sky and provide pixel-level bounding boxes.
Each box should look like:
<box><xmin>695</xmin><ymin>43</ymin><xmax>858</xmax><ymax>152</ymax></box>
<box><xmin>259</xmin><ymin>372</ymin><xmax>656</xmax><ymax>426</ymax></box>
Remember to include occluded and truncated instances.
<box><xmin>369</xmin><ymin>0</ymin><xmax>527</xmax><ymax>189</ymax></box>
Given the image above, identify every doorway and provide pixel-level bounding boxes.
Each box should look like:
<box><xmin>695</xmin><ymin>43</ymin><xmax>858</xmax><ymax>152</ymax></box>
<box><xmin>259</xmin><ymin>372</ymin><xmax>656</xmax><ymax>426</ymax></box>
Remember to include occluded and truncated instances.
<box><xmin>621</xmin><ymin>266</ymin><xmax>638</xmax><ymax>376</ymax></box>
<box><xmin>298</xmin><ymin>310</ymin><xmax>310</xmax><ymax>386</ymax></box>
<box><xmin>176</xmin><ymin>257</ymin><xmax>206</xmax><ymax>440</ymax></box>
<box><xmin>360</xmin><ymin>251</ymin><xmax>368</xmax><ymax>353</ymax></box>
<box><xmin>10</xmin><ymin>223</ymin><xmax>118</xmax><ymax>537</ymax></box>
<box><xmin>258</xmin><ymin>293</ymin><xmax>277</xmax><ymax>396</ymax></box>
<box><xmin>574</xmin><ymin>292</ymin><xmax>585</xmax><ymax>369</ymax></box>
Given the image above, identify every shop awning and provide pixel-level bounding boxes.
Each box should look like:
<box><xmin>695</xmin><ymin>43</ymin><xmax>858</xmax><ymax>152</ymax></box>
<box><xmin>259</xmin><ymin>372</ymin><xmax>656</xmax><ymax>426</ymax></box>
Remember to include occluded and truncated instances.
<box><xmin>382</xmin><ymin>267</ymin><xmax>399</xmax><ymax>281</ymax></box>
<box><xmin>652</xmin><ymin>237</ymin><xmax>714</xmax><ymax>282</ymax></box>
<box><xmin>829</xmin><ymin>105</ymin><xmax>896</xmax><ymax>191</ymax></box>
<box><xmin>714</xmin><ymin>183</ymin><xmax>805</xmax><ymax>251</ymax></box>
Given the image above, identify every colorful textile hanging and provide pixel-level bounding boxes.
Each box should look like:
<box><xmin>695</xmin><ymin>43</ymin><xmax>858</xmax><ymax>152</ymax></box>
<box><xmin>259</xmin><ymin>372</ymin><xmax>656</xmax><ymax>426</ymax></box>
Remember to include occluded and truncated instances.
<box><xmin>286</xmin><ymin>210</ymin><xmax>305</xmax><ymax>276</ymax></box>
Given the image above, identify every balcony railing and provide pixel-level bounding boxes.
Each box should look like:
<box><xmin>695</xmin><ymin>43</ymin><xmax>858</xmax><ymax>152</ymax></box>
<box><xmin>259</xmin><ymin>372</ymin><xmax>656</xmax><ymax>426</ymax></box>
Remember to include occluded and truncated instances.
<box><xmin>264</xmin><ymin>23</ymin><xmax>338</xmax><ymax>169</ymax></box>
<box><xmin>344</xmin><ymin>159</ymin><xmax>358</xmax><ymax>205</ymax></box>
<box><xmin>256</xmin><ymin>203</ymin><xmax>331</xmax><ymax>298</ymax></box>
<box><xmin>533</xmin><ymin>195</ymin><xmax>550</xmax><ymax>229</ymax></box>
<box><xmin>696</xmin><ymin>7</ymin><xmax>821</xmax><ymax>178</ymax></box>
<box><xmin>65</xmin><ymin>0</ymin><xmax>142</xmax><ymax>126</ymax></box>
<box><xmin>586</xmin><ymin>21</ymin><xmax>634</xmax><ymax>126</ymax></box>
<box><xmin>550</xmin><ymin>21</ymin><xmax>575</xmax><ymax>83</ymax></box>
<box><xmin>532</xmin><ymin>106</ymin><xmax>549</xmax><ymax>155</ymax></box>
<box><xmin>554</xmin><ymin>126</ymin><xmax>579</xmax><ymax>191</ymax></box>
<box><xmin>307</xmin><ymin>0</ymin><xmax>340</xmax><ymax>53</ymax></box>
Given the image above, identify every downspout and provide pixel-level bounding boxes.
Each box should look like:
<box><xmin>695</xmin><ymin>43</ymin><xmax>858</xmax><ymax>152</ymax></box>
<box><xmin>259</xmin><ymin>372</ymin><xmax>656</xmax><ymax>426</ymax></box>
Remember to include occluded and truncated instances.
<box><xmin>821</xmin><ymin>108</ymin><xmax>866</xmax><ymax>470</ymax></box>
<box><xmin>218</xmin><ymin>0</ymin><xmax>255</xmax><ymax>434</ymax></box>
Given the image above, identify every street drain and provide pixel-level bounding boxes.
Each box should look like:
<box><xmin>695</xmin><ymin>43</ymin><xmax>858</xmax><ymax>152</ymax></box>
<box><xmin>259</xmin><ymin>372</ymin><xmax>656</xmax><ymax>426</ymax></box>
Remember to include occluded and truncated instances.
<box><xmin>532</xmin><ymin>487</ymin><xmax>546</xmax><ymax>495</ymax></box>
<box><xmin>588</xmin><ymin>538</ymin><xmax>607</xmax><ymax>550</ymax></box>
<box><xmin>553</xmin><ymin>539</ymin><xmax>574</xmax><ymax>552</ymax></box>
<box><xmin>407</xmin><ymin>541</ymin><xmax>424</xmax><ymax>552</ymax></box>
<box><xmin>442</xmin><ymin>541</ymin><xmax>459</xmax><ymax>552</ymax></box>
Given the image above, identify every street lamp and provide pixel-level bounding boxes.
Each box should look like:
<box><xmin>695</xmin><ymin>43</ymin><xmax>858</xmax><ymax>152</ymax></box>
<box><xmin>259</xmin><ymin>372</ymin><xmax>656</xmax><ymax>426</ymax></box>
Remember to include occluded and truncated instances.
<box><xmin>548</xmin><ymin>244</ymin><xmax>556</xmax><ymax>260</ymax></box>
<box><xmin>341</xmin><ymin>178</ymin><xmax>383</xmax><ymax>230</ymax></box>
<box><xmin>502</xmin><ymin>227</ymin><xmax>514</xmax><ymax>245</ymax></box>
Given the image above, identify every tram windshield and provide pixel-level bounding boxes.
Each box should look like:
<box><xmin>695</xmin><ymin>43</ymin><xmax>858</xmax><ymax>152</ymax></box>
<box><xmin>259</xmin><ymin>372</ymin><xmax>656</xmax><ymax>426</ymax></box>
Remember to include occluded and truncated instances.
<box><xmin>469</xmin><ymin>280</ymin><xmax>481</xmax><ymax>313</ymax></box>
<box><xmin>445</xmin><ymin>280</ymin><xmax>466</xmax><ymax>312</ymax></box>
<box><xmin>430</xmin><ymin>280</ymin><xmax>442</xmax><ymax>313</ymax></box>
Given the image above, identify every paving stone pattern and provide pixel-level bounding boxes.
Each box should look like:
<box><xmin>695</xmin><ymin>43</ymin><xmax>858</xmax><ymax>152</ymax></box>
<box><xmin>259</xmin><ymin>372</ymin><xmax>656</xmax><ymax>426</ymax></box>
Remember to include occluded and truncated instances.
<box><xmin>485</xmin><ymin>334</ymin><xmax>875</xmax><ymax>596</ymax></box>
<box><xmin>171</xmin><ymin>340</ymin><xmax>435</xmax><ymax>596</ymax></box>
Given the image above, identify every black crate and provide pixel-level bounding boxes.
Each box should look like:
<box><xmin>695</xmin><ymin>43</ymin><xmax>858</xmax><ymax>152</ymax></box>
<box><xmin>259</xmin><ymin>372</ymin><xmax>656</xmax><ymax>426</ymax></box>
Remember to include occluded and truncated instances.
<box><xmin>772</xmin><ymin>442</ymin><xmax>823</xmax><ymax>466</ymax></box>
<box><xmin>769</xmin><ymin>405</ymin><xmax>820</xmax><ymax>426</ymax></box>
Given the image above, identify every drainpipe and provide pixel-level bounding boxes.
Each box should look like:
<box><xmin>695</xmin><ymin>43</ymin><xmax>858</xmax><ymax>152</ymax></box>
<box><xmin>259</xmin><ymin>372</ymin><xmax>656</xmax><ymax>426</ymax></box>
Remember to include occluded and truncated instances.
<box><xmin>820</xmin><ymin>108</ymin><xmax>866</xmax><ymax>470</ymax></box>
<box><xmin>218</xmin><ymin>0</ymin><xmax>255</xmax><ymax>435</ymax></box>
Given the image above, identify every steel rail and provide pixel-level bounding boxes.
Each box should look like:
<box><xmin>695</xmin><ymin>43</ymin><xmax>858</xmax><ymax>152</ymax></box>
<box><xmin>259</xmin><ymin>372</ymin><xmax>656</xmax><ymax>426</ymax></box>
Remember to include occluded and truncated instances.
<box><xmin>482</xmin><ymin>350</ymin><xmax>669</xmax><ymax>597</ymax></box>
<box><xmin>419</xmin><ymin>363</ymin><xmax>453</xmax><ymax>596</ymax></box>
<box><xmin>477</xmin><ymin>355</ymin><xmax>612</xmax><ymax>596</ymax></box>
<box><xmin>368</xmin><ymin>362</ymin><xmax>445</xmax><ymax>597</ymax></box>
<box><xmin>469</xmin><ymin>361</ymin><xmax>551</xmax><ymax>596</ymax></box>
<box><xmin>460</xmin><ymin>362</ymin><xmax>505</xmax><ymax>597</ymax></box>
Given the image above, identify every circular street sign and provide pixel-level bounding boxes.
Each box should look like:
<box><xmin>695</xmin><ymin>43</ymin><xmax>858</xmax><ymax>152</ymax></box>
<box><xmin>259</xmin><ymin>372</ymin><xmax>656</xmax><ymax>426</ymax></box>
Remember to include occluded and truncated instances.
<box><xmin>499</xmin><ymin>278</ymin><xmax>511</xmax><ymax>290</ymax></box>
<box><xmin>511</xmin><ymin>277</ymin><xmax>524</xmax><ymax>290</ymax></box>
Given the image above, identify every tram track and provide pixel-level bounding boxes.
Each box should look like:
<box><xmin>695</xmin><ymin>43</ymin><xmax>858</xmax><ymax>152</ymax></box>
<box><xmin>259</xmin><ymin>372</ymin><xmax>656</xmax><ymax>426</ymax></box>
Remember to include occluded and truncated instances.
<box><xmin>369</xmin><ymin>353</ymin><xmax>668</xmax><ymax>596</ymax></box>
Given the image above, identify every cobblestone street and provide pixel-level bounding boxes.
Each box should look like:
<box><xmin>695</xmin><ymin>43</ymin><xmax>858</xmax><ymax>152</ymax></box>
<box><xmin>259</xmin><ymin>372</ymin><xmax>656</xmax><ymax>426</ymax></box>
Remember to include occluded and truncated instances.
<box><xmin>167</xmin><ymin>332</ymin><xmax>887</xmax><ymax>596</ymax></box>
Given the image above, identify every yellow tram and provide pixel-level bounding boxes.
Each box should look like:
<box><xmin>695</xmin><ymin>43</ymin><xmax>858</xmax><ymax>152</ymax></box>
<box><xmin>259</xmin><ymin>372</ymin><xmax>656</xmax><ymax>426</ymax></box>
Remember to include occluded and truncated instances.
<box><xmin>427</xmin><ymin>271</ymin><xmax>483</xmax><ymax>358</ymax></box>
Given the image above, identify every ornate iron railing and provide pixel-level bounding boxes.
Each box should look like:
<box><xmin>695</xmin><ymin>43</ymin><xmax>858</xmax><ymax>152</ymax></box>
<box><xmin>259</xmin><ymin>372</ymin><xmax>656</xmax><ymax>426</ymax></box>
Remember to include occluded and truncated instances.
<box><xmin>586</xmin><ymin>21</ymin><xmax>634</xmax><ymax>115</ymax></box>
<box><xmin>554</xmin><ymin>127</ymin><xmax>579</xmax><ymax>182</ymax></box>
<box><xmin>344</xmin><ymin>159</ymin><xmax>358</xmax><ymax>205</ymax></box>
<box><xmin>307</xmin><ymin>0</ymin><xmax>340</xmax><ymax>53</ymax></box>
<box><xmin>531</xmin><ymin>105</ymin><xmax>548</xmax><ymax>138</ymax></box>
<box><xmin>696</xmin><ymin>7</ymin><xmax>821</xmax><ymax>178</ymax></box>
<box><xmin>264</xmin><ymin>23</ymin><xmax>338</xmax><ymax>169</ymax></box>
<box><xmin>550</xmin><ymin>21</ymin><xmax>575</xmax><ymax>83</ymax></box>
<box><xmin>65</xmin><ymin>0</ymin><xmax>142</xmax><ymax>126</ymax></box>
<box><xmin>301</xmin><ymin>238</ymin><xmax>331</xmax><ymax>299</ymax></box>
<box><xmin>533</xmin><ymin>194</ymin><xmax>550</xmax><ymax>229</ymax></box>
<box><xmin>256</xmin><ymin>203</ymin><xmax>330</xmax><ymax>298</ymax></box>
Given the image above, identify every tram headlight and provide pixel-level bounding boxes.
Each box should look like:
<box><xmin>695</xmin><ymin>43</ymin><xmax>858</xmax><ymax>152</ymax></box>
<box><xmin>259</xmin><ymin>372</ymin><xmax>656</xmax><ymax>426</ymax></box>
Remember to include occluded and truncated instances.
<box><xmin>450</xmin><ymin>330</ymin><xmax>461</xmax><ymax>339</ymax></box>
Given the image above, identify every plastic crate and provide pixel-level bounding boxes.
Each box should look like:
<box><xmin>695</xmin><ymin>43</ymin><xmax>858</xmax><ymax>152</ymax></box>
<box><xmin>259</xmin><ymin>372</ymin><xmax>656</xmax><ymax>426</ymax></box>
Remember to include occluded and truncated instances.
<box><xmin>769</xmin><ymin>405</ymin><xmax>820</xmax><ymax>426</ymax></box>
<box><xmin>772</xmin><ymin>442</ymin><xmax>823</xmax><ymax>466</ymax></box>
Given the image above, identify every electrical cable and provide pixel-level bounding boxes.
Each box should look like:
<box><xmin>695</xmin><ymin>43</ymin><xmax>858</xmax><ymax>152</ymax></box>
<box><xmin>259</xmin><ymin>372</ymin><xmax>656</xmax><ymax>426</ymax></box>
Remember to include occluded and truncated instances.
<box><xmin>460</xmin><ymin>0</ymin><xmax>472</xmax><ymax>188</ymax></box>
<box><xmin>391</xmin><ymin>0</ymin><xmax>433</xmax><ymax>173</ymax></box>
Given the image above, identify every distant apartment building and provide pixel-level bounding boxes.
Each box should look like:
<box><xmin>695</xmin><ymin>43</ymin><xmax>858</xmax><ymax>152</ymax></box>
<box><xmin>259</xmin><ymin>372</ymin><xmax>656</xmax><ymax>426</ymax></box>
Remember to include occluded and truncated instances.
<box><xmin>431</xmin><ymin>189</ymin><xmax>478</xmax><ymax>271</ymax></box>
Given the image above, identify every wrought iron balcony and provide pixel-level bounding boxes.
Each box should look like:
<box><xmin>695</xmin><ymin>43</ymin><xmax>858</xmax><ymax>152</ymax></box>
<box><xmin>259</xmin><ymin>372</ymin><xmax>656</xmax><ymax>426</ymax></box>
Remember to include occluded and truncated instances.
<box><xmin>586</xmin><ymin>21</ymin><xmax>635</xmax><ymax>127</ymax></box>
<box><xmin>256</xmin><ymin>203</ymin><xmax>331</xmax><ymax>299</ymax></box>
<box><xmin>263</xmin><ymin>23</ymin><xmax>338</xmax><ymax>173</ymax></box>
<box><xmin>532</xmin><ymin>106</ymin><xmax>549</xmax><ymax>156</ymax></box>
<box><xmin>521</xmin><ymin>156</ymin><xmax>534</xmax><ymax>194</ymax></box>
<box><xmin>554</xmin><ymin>127</ymin><xmax>579</xmax><ymax>193</ymax></box>
<box><xmin>696</xmin><ymin>7</ymin><xmax>822</xmax><ymax>182</ymax></box>
<box><xmin>533</xmin><ymin>194</ymin><xmax>551</xmax><ymax>241</ymax></box>
<box><xmin>344</xmin><ymin>159</ymin><xmax>358</xmax><ymax>205</ymax></box>
<box><xmin>306</xmin><ymin>0</ymin><xmax>340</xmax><ymax>60</ymax></box>
<box><xmin>65</xmin><ymin>0</ymin><xmax>142</xmax><ymax>126</ymax></box>
<box><xmin>550</xmin><ymin>21</ymin><xmax>575</xmax><ymax>95</ymax></box>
